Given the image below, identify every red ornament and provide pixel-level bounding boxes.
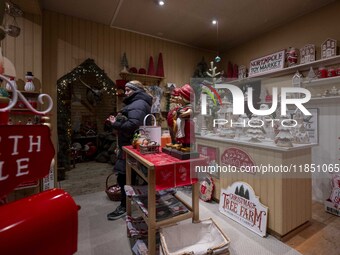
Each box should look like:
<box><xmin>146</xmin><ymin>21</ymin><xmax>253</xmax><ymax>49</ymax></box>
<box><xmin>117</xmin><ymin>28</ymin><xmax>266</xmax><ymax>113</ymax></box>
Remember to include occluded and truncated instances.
<box><xmin>156</xmin><ymin>53</ymin><xmax>164</xmax><ymax>77</ymax></box>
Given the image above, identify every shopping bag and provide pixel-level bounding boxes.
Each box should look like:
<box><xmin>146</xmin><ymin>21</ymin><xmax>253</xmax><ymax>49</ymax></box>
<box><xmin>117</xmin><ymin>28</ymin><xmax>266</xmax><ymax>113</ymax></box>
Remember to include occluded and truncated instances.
<box><xmin>139</xmin><ymin>114</ymin><xmax>161</xmax><ymax>146</ymax></box>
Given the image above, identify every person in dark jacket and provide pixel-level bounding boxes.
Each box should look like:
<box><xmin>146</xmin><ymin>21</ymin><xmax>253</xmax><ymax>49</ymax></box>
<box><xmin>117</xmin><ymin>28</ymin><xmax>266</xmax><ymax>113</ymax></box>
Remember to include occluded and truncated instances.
<box><xmin>107</xmin><ymin>80</ymin><xmax>153</xmax><ymax>220</ymax></box>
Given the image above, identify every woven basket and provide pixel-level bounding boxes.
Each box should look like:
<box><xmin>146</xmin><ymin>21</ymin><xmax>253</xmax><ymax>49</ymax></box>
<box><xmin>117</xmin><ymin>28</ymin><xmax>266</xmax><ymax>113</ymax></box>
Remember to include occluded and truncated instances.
<box><xmin>105</xmin><ymin>173</ymin><xmax>121</xmax><ymax>201</ymax></box>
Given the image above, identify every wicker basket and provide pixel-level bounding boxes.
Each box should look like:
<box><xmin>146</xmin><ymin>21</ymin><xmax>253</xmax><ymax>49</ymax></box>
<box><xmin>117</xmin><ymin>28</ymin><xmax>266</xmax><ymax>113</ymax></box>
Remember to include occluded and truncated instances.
<box><xmin>105</xmin><ymin>173</ymin><xmax>121</xmax><ymax>201</ymax></box>
<box><xmin>139</xmin><ymin>143</ymin><xmax>160</xmax><ymax>154</ymax></box>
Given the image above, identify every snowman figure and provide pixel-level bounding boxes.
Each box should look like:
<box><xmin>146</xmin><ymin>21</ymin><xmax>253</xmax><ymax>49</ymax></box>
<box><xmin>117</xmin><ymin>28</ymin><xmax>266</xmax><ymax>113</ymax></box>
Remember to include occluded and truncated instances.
<box><xmin>24</xmin><ymin>71</ymin><xmax>35</xmax><ymax>92</ymax></box>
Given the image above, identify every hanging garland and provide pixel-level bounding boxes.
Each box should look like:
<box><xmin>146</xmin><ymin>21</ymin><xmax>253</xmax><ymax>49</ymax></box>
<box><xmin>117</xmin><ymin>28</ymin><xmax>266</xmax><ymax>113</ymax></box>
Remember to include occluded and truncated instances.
<box><xmin>57</xmin><ymin>58</ymin><xmax>115</xmax><ymax>170</ymax></box>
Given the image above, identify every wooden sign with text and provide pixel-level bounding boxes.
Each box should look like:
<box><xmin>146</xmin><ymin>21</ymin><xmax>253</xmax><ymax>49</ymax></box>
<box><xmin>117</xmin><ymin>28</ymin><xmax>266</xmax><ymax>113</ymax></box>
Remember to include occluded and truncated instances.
<box><xmin>0</xmin><ymin>125</ymin><xmax>55</xmax><ymax>198</ymax></box>
<box><xmin>219</xmin><ymin>181</ymin><xmax>268</xmax><ymax>237</ymax></box>
<box><xmin>248</xmin><ymin>50</ymin><xmax>285</xmax><ymax>77</ymax></box>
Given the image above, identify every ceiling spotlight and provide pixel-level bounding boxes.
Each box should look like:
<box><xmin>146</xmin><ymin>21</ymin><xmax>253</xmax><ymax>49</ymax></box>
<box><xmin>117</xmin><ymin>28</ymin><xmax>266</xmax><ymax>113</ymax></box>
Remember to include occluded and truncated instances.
<box><xmin>212</xmin><ymin>19</ymin><xmax>218</xmax><ymax>25</ymax></box>
<box><xmin>158</xmin><ymin>0</ymin><xmax>165</xmax><ymax>6</ymax></box>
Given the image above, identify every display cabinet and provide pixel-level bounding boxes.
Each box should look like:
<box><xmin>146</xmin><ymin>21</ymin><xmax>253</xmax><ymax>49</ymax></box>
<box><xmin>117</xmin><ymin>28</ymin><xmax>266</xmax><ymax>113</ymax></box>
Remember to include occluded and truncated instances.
<box><xmin>196</xmin><ymin>135</ymin><xmax>315</xmax><ymax>239</ymax></box>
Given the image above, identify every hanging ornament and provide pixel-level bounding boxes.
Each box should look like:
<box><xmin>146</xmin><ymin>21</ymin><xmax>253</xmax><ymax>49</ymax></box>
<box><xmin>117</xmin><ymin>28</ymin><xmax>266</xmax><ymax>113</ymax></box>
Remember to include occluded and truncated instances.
<box><xmin>214</xmin><ymin>56</ymin><xmax>221</xmax><ymax>63</ymax></box>
<box><xmin>24</xmin><ymin>71</ymin><xmax>35</xmax><ymax>92</ymax></box>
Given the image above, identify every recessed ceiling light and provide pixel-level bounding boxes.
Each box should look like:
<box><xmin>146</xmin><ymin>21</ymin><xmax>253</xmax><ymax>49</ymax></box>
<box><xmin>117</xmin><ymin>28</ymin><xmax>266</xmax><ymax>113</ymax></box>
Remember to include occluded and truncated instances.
<box><xmin>158</xmin><ymin>0</ymin><xmax>165</xmax><ymax>6</ymax></box>
<box><xmin>212</xmin><ymin>19</ymin><xmax>218</xmax><ymax>25</ymax></box>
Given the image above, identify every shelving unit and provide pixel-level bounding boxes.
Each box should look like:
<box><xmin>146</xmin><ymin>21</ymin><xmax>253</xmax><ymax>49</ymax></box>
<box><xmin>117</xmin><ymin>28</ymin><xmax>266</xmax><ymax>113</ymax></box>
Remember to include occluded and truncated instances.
<box><xmin>123</xmin><ymin>146</ymin><xmax>204</xmax><ymax>255</ymax></box>
<box><xmin>303</xmin><ymin>76</ymin><xmax>340</xmax><ymax>87</ymax></box>
<box><xmin>308</xmin><ymin>95</ymin><xmax>340</xmax><ymax>103</ymax></box>
<box><xmin>7</xmin><ymin>90</ymin><xmax>41</xmax><ymax>124</ymax></box>
<box><xmin>119</xmin><ymin>72</ymin><xmax>164</xmax><ymax>85</ymax></box>
<box><xmin>229</xmin><ymin>55</ymin><xmax>340</xmax><ymax>85</ymax></box>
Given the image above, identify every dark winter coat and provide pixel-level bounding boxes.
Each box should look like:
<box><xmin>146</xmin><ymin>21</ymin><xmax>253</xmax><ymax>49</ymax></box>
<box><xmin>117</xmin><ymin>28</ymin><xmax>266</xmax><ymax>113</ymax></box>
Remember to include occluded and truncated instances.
<box><xmin>112</xmin><ymin>90</ymin><xmax>152</xmax><ymax>173</ymax></box>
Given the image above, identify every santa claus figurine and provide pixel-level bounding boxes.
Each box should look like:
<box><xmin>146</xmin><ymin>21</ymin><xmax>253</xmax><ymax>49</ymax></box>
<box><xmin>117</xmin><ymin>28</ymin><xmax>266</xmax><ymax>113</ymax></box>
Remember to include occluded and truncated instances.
<box><xmin>174</xmin><ymin>84</ymin><xmax>196</xmax><ymax>150</ymax></box>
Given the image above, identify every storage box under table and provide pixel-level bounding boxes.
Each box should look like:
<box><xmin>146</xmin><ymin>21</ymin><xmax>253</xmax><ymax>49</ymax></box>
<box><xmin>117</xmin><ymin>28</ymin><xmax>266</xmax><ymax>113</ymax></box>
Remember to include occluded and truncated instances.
<box><xmin>160</xmin><ymin>218</ymin><xmax>230</xmax><ymax>255</ymax></box>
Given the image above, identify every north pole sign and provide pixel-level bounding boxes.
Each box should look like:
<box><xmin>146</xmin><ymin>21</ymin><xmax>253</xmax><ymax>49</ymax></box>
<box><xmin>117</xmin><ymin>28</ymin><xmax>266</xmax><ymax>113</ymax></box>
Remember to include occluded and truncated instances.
<box><xmin>248</xmin><ymin>50</ymin><xmax>285</xmax><ymax>77</ymax></box>
<box><xmin>0</xmin><ymin>125</ymin><xmax>55</xmax><ymax>198</ymax></box>
<box><xmin>219</xmin><ymin>181</ymin><xmax>268</xmax><ymax>237</ymax></box>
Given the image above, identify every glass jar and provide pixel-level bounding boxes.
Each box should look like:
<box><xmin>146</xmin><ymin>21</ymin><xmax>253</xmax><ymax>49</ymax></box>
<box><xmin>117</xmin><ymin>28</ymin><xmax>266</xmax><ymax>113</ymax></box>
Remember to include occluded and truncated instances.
<box><xmin>161</xmin><ymin>129</ymin><xmax>171</xmax><ymax>148</ymax></box>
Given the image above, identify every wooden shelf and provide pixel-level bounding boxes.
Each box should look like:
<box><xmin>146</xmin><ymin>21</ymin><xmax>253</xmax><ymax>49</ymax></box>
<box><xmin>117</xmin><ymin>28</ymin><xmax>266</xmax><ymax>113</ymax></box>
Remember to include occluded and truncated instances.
<box><xmin>303</xmin><ymin>76</ymin><xmax>340</xmax><ymax>87</ymax></box>
<box><xmin>308</xmin><ymin>95</ymin><xmax>340</xmax><ymax>103</ymax></box>
<box><xmin>229</xmin><ymin>55</ymin><xmax>340</xmax><ymax>85</ymax></box>
<box><xmin>8</xmin><ymin>90</ymin><xmax>41</xmax><ymax>95</ymax></box>
<box><xmin>119</xmin><ymin>72</ymin><xmax>164</xmax><ymax>85</ymax></box>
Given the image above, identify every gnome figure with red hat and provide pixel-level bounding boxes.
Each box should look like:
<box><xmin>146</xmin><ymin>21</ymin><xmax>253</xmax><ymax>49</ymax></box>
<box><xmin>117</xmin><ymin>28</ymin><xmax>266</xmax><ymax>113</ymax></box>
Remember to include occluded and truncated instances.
<box><xmin>173</xmin><ymin>84</ymin><xmax>196</xmax><ymax>150</ymax></box>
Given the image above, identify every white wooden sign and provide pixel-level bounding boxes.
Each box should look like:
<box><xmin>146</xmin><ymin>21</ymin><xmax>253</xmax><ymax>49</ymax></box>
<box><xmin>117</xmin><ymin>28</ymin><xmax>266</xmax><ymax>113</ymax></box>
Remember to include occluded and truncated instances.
<box><xmin>219</xmin><ymin>181</ymin><xmax>268</xmax><ymax>237</ymax></box>
<box><xmin>248</xmin><ymin>50</ymin><xmax>285</xmax><ymax>77</ymax></box>
<box><xmin>321</xmin><ymin>38</ymin><xmax>337</xmax><ymax>59</ymax></box>
<box><xmin>300</xmin><ymin>44</ymin><xmax>315</xmax><ymax>64</ymax></box>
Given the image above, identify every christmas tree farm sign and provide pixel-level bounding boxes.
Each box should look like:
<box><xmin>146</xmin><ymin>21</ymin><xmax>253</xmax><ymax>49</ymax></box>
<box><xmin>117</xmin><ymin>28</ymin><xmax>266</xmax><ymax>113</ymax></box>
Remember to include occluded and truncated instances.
<box><xmin>219</xmin><ymin>181</ymin><xmax>268</xmax><ymax>237</ymax></box>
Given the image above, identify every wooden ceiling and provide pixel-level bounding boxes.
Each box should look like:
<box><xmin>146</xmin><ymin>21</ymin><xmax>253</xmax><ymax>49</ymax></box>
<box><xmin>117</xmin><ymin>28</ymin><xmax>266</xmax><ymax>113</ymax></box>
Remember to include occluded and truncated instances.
<box><xmin>12</xmin><ymin>0</ymin><xmax>338</xmax><ymax>51</ymax></box>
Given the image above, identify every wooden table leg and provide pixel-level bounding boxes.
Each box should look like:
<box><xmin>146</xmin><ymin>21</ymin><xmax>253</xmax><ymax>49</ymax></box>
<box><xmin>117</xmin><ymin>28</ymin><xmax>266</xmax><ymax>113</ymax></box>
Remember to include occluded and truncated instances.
<box><xmin>192</xmin><ymin>182</ymin><xmax>199</xmax><ymax>222</ymax></box>
<box><xmin>126</xmin><ymin>162</ymin><xmax>132</xmax><ymax>216</ymax></box>
<box><xmin>148</xmin><ymin>168</ymin><xmax>156</xmax><ymax>255</ymax></box>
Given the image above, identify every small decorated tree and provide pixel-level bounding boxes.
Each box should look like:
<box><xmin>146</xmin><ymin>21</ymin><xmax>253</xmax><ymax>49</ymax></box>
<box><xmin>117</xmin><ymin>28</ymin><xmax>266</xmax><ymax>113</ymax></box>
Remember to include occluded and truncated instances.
<box><xmin>121</xmin><ymin>52</ymin><xmax>129</xmax><ymax>73</ymax></box>
<box><xmin>275</xmin><ymin>125</ymin><xmax>294</xmax><ymax>147</ymax></box>
<box><xmin>247</xmin><ymin>116</ymin><xmax>264</xmax><ymax>142</ymax></box>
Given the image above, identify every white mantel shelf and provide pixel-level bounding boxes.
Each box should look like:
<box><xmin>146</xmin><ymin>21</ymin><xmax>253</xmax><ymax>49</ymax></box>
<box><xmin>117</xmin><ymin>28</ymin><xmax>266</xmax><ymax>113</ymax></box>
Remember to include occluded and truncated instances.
<box><xmin>308</xmin><ymin>95</ymin><xmax>340</xmax><ymax>103</ymax></box>
<box><xmin>228</xmin><ymin>55</ymin><xmax>340</xmax><ymax>84</ymax></box>
<box><xmin>196</xmin><ymin>134</ymin><xmax>317</xmax><ymax>152</ymax></box>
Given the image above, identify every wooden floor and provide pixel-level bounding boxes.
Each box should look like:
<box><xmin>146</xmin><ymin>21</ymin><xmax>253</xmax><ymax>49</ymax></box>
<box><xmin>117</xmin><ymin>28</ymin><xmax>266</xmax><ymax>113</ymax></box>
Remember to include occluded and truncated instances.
<box><xmin>284</xmin><ymin>202</ymin><xmax>340</xmax><ymax>255</ymax></box>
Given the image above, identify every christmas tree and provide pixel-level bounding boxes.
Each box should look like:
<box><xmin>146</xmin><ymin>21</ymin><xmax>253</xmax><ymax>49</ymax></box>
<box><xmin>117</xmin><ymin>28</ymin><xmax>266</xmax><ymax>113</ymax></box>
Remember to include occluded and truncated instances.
<box><xmin>121</xmin><ymin>52</ymin><xmax>129</xmax><ymax>73</ymax></box>
<box><xmin>275</xmin><ymin>125</ymin><xmax>294</xmax><ymax>147</ymax></box>
<box><xmin>247</xmin><ymin>116</ymin><xmax>264</xmax><ymax>142</ymax></box>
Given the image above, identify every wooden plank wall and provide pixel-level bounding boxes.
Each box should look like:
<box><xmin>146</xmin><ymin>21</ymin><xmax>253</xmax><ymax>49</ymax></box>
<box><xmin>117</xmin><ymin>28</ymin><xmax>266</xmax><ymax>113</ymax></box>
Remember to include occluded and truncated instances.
<box><xmin>2</xmin><ymin>13</ymin><xmax>42</xmax><ymax>89</ymax></box>
<box><xmin>41</xmin><ymin>10</ymin><xmax>215</xmax><ymax>154</ymax></box>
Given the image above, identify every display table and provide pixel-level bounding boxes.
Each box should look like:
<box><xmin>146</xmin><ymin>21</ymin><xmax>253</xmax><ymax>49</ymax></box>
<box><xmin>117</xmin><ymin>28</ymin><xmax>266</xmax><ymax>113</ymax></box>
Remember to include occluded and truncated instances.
<box><xmin>196</xmin><ymin>135</ymin><xmax>316</xmax><ymax>239</ymax></box>
<box><xmin>123</xmin><ymin>146</ymin><xmax>207</xmax><ymax>255</ymax></box>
